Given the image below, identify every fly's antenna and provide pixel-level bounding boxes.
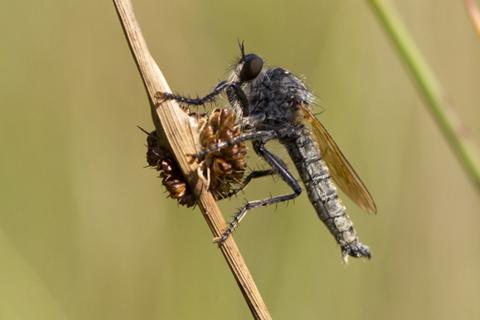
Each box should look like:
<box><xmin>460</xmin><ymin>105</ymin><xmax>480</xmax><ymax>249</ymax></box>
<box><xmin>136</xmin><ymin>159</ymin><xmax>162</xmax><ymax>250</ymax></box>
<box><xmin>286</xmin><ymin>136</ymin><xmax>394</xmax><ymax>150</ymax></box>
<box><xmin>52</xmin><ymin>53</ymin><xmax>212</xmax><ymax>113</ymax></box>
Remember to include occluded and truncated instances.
<box><xmin>237</xmin><ymin>39</ymin><xmax>246</xmax><ymax>61</ymax></box>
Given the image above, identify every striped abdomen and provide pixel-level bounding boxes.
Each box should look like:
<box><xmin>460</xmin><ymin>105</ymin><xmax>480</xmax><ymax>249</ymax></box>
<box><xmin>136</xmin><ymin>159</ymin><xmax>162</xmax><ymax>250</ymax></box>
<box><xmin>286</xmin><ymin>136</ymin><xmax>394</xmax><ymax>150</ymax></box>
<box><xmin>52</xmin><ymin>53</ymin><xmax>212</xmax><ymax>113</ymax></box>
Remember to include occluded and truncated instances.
<box><xmin>282</xmin><ymin>125</ymin><xmax>371</xmax><ymax>260</ymax></box>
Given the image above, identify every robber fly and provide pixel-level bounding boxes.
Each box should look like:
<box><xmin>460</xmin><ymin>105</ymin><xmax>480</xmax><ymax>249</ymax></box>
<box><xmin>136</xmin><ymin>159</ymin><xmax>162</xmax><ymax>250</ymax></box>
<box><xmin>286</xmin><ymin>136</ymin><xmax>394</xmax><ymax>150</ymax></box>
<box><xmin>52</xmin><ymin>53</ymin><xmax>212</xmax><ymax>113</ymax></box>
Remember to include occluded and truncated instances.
<box><xmin>156</xmin><ymin>42</ymin><xmax>377</xmax><ymax>260</ymax></box>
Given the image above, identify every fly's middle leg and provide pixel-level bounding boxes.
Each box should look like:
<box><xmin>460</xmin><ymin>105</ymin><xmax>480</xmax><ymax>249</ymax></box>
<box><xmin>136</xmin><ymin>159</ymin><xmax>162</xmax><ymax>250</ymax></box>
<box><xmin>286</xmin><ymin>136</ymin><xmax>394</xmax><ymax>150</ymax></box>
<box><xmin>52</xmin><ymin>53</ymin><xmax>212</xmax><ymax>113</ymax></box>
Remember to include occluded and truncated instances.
<box><xmin>216</xmin><ymin>142</ymin><xmax>302</xmax><ymax>244</ymax></box>
<box><xmin>193</xmin><ymin>130</ymin><xmax>278</xmax><ymax>159</ymax></box>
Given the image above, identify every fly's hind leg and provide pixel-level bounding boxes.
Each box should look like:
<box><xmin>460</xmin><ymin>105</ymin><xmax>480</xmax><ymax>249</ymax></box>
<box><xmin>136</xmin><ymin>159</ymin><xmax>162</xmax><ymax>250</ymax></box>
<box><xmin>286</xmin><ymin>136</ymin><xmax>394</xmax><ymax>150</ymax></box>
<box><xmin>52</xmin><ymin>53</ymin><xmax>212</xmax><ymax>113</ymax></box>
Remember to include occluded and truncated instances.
<box><xmin>216</xmin><ymin>142</ymin><xmax>302</xmax><ymax>244</ymax></box>
<box><xmin>217</xmin><ymin>169</ymin><xmax>276</xmax><ymax>200</ymax></box>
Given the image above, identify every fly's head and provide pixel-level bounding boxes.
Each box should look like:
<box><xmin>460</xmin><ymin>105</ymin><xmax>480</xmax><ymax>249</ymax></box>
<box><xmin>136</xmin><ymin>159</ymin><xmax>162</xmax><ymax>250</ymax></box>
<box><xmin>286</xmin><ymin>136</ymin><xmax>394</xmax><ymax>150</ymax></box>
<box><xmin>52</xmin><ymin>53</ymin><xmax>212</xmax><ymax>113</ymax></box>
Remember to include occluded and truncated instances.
<box><xmin>234</xmin><ymin>41</ymin><xmax>264</xmax><ymax>84</ymax></box>
<box><xmin>226</xmin><ymin>42</ymin><xmax>267</xmax><ymax>128</ymax></box>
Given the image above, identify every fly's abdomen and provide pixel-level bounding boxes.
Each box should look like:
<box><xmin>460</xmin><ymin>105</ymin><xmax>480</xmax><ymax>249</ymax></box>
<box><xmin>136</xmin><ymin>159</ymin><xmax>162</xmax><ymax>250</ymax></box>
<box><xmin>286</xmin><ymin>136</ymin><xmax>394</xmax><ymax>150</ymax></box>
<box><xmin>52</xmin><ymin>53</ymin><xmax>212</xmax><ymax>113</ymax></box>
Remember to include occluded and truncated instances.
<box><xmin>283</xmin><ymin>126</ymin><xmax>371</xmax><ymax>260</ymax></box>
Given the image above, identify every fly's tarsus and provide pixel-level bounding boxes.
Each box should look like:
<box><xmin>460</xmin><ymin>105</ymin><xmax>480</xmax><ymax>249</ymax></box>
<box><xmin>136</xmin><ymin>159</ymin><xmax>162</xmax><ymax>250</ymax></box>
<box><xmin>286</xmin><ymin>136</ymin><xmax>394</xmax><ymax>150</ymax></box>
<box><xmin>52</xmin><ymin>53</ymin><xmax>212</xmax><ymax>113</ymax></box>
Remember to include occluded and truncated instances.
<box><xmin>217</xmin><ymin>191</ymin><xmax>300</xmax><ymax>245</ymax></box>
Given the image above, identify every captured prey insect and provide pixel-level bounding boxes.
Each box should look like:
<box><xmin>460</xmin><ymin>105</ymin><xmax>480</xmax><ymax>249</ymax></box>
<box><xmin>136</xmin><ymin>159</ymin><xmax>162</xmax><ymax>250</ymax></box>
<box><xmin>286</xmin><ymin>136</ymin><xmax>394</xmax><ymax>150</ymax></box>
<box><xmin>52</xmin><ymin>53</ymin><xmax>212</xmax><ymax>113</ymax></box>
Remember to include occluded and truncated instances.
<box><xmin>142</xmin><ymin>108</ymin><xmax>272</xmax><ymax>206</ymax></box>
<box><xmin>156</xmin><ymin>43</ymin><xmax>377</xmax><ymax>260</ymax></box>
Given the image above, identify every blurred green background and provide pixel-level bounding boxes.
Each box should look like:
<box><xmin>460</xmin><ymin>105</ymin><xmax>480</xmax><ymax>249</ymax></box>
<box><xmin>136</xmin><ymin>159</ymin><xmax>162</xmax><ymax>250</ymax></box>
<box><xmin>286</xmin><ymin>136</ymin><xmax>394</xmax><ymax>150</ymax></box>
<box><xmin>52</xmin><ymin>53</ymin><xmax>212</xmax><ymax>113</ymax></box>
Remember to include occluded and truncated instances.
<box><xmin>1</xmin><ymin>1</ymin><xmax>479</xmax><ymax>319</ymax></box>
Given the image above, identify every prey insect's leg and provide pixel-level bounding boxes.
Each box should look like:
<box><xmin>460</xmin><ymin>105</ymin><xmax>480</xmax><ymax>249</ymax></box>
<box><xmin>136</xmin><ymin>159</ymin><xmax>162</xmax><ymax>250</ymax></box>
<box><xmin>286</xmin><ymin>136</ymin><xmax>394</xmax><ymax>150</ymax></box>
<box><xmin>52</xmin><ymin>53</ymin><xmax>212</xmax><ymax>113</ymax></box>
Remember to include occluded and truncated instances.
<box><xmin>217</xmin><ymin>142</ymin><xmax>302</xmax><ymax>244</ymax></box>
<box><xmin>155</xmin><ymin>81</ymin><xmax>230</xmax><ymax>106</ymax></box>
<box><xmin>218</xmin><ymin>169</ymin><xmax>276</xmax><ymax>200</ymax></box>
<box><xmin>194</xmin><ymin>130</ymin><xmax>278</xmax><ymax>159</ymax></box>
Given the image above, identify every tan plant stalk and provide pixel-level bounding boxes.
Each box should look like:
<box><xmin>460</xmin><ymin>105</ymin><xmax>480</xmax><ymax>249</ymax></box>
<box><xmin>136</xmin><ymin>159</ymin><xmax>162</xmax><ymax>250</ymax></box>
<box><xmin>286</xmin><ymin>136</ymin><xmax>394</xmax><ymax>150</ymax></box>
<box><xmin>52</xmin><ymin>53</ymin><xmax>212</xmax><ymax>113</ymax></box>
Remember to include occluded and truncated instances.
<box><xmin>112</xmin><ymin>1</ymin><xmax>271</xmax><ymax>318</ymax></box>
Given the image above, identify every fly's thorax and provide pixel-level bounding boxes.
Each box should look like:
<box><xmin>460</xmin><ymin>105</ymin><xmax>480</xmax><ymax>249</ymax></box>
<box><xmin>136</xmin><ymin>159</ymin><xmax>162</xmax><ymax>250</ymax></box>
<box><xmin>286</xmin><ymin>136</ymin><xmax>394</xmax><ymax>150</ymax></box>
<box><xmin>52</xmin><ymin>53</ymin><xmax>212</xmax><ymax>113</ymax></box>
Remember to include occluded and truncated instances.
<box><xmin>243</xmin><ymin>67</ymin><xmax>314</xmax><ymax>129</ymax></box>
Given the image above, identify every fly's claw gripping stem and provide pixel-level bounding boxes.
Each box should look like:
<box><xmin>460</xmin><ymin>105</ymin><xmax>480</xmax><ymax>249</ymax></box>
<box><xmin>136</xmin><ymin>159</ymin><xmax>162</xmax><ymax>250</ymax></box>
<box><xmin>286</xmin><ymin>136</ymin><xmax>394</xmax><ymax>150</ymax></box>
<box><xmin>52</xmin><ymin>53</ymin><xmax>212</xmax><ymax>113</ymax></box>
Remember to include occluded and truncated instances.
<box><xmin>213</xmin><ymin>232</ymin><xmax>230</xmax><ymax>245</ymax></box>
<box><xmin>154</xmin><ymin>91</ymin><xmax>167</xmax><ymax>106</ymax></box>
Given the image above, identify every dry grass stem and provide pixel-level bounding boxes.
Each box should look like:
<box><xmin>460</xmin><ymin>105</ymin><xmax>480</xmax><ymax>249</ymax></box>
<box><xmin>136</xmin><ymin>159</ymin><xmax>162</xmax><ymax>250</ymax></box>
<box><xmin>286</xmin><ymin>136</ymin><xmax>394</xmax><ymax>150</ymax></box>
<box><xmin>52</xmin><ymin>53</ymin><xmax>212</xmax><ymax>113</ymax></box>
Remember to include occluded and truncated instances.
<box><xmin>112</xmin><ymin>0</ymin><xmax>271</xmax><ymax>318</ymax></box>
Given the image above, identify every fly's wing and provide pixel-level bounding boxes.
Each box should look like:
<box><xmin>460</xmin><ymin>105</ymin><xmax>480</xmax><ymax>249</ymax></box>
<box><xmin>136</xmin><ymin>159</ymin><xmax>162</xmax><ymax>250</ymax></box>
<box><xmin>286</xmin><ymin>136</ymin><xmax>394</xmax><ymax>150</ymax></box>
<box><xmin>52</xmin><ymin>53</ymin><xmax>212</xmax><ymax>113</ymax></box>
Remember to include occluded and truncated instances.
<box><xmin>299</xmin><ymin>104</ymin><xmax>377</xmax><ymax>213</ymax></box>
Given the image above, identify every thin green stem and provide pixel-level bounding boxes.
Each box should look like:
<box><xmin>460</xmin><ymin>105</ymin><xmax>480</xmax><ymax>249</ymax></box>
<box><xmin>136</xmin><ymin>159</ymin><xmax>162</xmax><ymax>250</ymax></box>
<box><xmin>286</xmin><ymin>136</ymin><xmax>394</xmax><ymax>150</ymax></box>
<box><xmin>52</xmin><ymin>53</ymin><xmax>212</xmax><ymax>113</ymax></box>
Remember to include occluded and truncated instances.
<box><xmin>367</xmin><ymin>0</ymin><xmax>480</xmax><ymax>191</ymax></box>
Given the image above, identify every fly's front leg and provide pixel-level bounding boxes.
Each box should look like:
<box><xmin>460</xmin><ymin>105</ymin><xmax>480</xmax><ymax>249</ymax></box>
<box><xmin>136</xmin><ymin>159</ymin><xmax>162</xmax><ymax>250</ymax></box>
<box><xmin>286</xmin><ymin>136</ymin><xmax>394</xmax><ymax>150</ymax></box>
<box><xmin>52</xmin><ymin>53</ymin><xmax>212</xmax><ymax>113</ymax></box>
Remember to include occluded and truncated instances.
<box><xmin>216</xmin><ymin>142</ymin><xmax>302</xmax><ymax>244</ymax></box>
<box><xmin>154</xmin><ymin>80</ymin><xmax>230</xmax><ymax>107</ymax></box>
<box><xmin>226</xmin><ymin>83</ymin><xmax>250</xmax><ymax>116</ymax></box>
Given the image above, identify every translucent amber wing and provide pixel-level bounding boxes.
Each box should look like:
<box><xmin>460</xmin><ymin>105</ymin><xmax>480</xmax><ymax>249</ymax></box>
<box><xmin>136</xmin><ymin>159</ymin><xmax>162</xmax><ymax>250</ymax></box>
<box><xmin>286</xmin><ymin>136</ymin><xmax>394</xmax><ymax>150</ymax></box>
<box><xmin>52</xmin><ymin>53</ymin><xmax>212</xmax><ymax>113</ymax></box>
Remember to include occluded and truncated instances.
<box><xmin>299</xmin><ymin>104</ymin><xmax>377</xmax><ymax>213</ymax></box>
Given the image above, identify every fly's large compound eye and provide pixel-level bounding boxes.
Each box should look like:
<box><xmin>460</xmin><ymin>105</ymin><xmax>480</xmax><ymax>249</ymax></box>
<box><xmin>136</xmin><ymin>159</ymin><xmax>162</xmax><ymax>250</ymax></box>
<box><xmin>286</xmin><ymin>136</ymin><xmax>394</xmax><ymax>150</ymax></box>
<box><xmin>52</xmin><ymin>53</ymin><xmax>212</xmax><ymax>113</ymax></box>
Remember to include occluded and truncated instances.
<box><xmin>239</xmin><ymin>54</ymin><xmax>263</xmax><ymax>82</ymax></box>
